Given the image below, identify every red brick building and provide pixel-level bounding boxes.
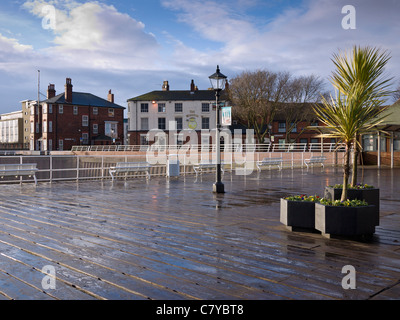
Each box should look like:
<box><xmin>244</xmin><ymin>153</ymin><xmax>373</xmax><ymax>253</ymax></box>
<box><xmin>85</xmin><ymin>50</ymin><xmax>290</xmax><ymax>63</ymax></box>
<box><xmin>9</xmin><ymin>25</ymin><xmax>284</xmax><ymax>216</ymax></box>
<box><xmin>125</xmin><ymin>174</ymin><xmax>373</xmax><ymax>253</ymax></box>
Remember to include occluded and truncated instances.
<box><xmin>31</xmin><ymin>78</ymin><xmax>125</xmax><ymax>151</ymax></box>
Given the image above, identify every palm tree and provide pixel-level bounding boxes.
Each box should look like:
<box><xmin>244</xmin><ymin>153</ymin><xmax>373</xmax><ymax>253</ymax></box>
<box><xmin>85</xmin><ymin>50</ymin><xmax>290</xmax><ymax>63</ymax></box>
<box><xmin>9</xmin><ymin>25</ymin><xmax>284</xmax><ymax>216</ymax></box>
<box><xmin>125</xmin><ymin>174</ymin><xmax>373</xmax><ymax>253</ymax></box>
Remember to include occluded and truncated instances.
<box><xmin>329</xmin><ymin>46</ymin><xmax>393</xmax><ymax>186</ymax></box>
<box><xmin>312</xmin><ymin>46</ymin><xmax>393</xmax><ymax>201</ymax></box>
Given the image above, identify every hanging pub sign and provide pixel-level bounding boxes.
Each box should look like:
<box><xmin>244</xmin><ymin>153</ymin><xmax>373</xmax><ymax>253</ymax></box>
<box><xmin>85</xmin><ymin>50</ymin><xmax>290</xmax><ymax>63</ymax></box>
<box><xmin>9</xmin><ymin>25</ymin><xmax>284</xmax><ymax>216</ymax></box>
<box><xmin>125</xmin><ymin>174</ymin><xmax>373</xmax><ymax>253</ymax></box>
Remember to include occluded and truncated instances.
<box><xmin>221</xmin><ymin>107</ymin><xmax>232</xmax><ymax>126</ymax></box>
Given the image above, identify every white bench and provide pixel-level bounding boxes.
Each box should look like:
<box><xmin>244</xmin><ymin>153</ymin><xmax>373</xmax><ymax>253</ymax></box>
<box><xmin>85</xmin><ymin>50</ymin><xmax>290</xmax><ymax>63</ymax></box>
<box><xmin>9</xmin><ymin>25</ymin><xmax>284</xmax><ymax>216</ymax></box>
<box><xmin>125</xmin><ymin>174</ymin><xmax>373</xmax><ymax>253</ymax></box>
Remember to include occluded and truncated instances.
<box><xmin>256</xmin><ymin>158</ymin><xmax>283</xmax><ymax>171</ymax></box>
<box><xmin>193</xmin><ymin>162</ymin><xmax>225</xmax><ymax>176</ymax></box>
<box><xmin>109</xmin><ymin>162</ymin><xmax>151</xmax><ymax>181</ymax></box>
<box><xmin>0</xmin><ymin>163</ymin><xmax>38</xmax><ymax>185</ymax></box>
<box><xmin>304</xmin><ymin>156</ymin><xmax>327</xmax><ymax>169</ymax></box>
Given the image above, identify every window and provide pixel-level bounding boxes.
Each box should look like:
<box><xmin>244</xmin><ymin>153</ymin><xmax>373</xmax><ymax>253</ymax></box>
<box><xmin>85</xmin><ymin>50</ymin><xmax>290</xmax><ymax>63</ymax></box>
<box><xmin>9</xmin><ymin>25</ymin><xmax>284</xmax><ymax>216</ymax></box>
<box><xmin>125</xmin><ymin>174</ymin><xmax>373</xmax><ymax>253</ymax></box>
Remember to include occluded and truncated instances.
<box><xmin>36</xmin><ymin>123</ymin><xmax>40</xmax><ymax>133</ymax></box>
<box><xmin>278</xmin><ymin>122</ymin><xmax>286</xmax><ymax>133</ymax></box>
<box><xmin>300</xmin><ymin>138</ymin><xmax>308</xmax><ymax>145</ymax></box>
<box><xmin>141</xmin><ymin>103</ymin><xmax>148</xmax><ymax>113</ymax></box>
<box><xmin>49</xmin><ymin>121</ymin><xmax>53</xmax><ymax>133</ymax></box>
<box><xmin>175</xmin><ymin>117</ymin><xmax>183</xmax><ymax>130</ymax></box>
<box><xmin>59</xmin><ymin>105</ymin><xmax>63</xmax><ymax>114</ymax></box>
<box><xmin>48</xmin><ymin>104</ymin><xmax>52</xmax><ymax>114</ymax></box>
<box><xmin>158</xmin><ymin>118</ymin><xmax>166</xmax><ymax>130</ymax></box>
<box><xmin>310</xmin><ymin>121</ymin><xmax>319</xmax><ymax>126</ymax></box>
<box><xmin>108</xmin><ymin>108</ymin><xmax>115</xmax><ymax>117</ymax></box>
<box><xmin>141</xmin><ymin>118</ymin><xmax>149</xmax><ymax>130</ymax></box>
<box><xmin>175</xmin><ymin>103</ymin><xmax>183</xmax><ymax>113</ymax></box>
<box><xmin>73</xmin><ymin>106</ymin><xmax>78</xmax><ymax>115</ymax></box>
<box><xmin>395</xmin><ymin>133</ymin><xmax>400</xmax><ymax>151</ymax></box>
<box><xmin>290</xmin><ymin>122</ymin><xmax>297</xmax><ymax>133</ymax></box>
<box><xmin>82</xmin><ymin>115</ymin><xmax>89</xmax><ymax>126</ymax></box>
<box><xmin>48</xmin><ymin>139</ymin><xmax>52</xmax><ymax>151</ymax></box>
<box><xmin>158</xmin><ymin>103</ymin><xmax>166</xmax><ymax>113</ymax></box>
<box><xmin>43</xmin><ymin>104</ymin><xmax>47</xmax><ymax>114</ymax></box>
<box><xmin>93</xmin><ymin>107</ymin><xmax>98</xmax><ymax>115</ymax></box>
<box><xmin>93</xmin><ymin>124</ymin><xmax>98</xmax><ymax>134</ymax></box>
<box><xmin>202</xmin><ymin>117</ymin><xmax>210</xmax><ymax>129</ymax></box>
<box><xmin>140</xmin><ymin>134</ymin><xmax>149</xmax><ymax>146</ymax></box>
<box><xmin>43</xmin><ymin>120</ymin><xmax>47</xmax><ymax>133</ymax></box>
<box><xmin>105</xmin><ymin>122</ymin><xmax>118</xmax><ymax>137</ymax></box>
<box><xmin>82</xmin><ymin>133</ymin><xmax>89</xmax><ymax>144</ymax></box>
<box><xmin>202</xmin><ymin>103</ymin><xmax>210</xmax><ymax>113</ymax></box>
<box><xmin>58</xmin><ymin>139</ymin><xmax>63</xmax><ymax>151</ymax></box>
<box><xmin>31</xmin><ymin>122</ymin><xmax>34</xmax><ymax>133</ymax></box>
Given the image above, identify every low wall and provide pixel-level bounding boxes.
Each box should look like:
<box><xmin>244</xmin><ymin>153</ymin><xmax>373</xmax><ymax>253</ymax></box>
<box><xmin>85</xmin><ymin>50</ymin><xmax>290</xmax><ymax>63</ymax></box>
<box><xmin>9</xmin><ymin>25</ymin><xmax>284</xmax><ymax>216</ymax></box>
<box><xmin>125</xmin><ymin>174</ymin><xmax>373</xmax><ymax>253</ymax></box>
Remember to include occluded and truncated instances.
<box><xmin>362</xmin><ymin>152</ymin><xmax>400</xmax><ymax>166</ymax></box>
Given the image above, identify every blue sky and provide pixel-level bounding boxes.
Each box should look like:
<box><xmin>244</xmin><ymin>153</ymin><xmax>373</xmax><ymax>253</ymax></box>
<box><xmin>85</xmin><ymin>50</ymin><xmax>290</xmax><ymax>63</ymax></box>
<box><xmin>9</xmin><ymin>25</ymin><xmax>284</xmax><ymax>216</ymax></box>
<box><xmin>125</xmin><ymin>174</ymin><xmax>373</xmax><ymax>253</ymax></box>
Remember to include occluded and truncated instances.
<box><xmin>0</xmin><ymin>0</ymin><xmax>399</xmax><ymax>114</ymax></box>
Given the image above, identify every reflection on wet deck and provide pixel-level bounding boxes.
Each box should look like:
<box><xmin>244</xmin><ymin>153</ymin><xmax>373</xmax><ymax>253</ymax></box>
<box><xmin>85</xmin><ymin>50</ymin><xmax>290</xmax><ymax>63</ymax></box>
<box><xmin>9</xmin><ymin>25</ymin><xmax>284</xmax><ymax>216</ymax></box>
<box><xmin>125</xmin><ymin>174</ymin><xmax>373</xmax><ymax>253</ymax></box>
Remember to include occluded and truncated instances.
<box><xmin>0</xmin><ymin>167</ymin><xmax>399</xmax><ymax>300</ymax></box>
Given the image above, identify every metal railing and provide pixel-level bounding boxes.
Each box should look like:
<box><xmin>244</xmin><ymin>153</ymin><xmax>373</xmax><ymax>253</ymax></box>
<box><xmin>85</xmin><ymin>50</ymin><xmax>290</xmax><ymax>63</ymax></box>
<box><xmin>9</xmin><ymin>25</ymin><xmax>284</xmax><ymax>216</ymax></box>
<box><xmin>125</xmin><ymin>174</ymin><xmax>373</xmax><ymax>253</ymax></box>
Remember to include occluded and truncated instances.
<box><xmin>71</xmin><ymin>142</ymin><xmax>346</xmax><ymax>153</ymax></box>
<box><xmin>0</xmin><ymin>152</ymin><xmax>342</xmax><ymax>185</ymax></box>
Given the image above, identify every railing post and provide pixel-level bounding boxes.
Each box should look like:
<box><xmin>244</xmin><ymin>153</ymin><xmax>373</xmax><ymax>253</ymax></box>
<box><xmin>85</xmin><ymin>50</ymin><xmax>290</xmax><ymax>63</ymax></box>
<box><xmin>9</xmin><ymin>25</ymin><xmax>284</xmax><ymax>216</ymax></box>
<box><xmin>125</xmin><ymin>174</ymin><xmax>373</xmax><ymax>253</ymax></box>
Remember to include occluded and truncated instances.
<box><xmin>101</xmin><ymin>155</ymin><xmax>104</xmax><ymax>180</ymax></box>
<box><xmin>76</xmin><ymin>155</ymin><xmax>80</xmax><ymax>181</ymax></box>
<box><xmin>50</xmin><ymin>155</ymin><xmax>53</xmax><ymax>183</ymax></box>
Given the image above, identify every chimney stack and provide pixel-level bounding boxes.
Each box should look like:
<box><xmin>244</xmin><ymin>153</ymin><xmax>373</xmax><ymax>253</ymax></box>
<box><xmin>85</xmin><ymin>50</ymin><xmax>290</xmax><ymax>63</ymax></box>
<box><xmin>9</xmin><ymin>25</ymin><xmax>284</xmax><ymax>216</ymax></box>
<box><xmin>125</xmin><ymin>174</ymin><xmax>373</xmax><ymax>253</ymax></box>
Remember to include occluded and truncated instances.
<box><xmin>162</xmin><ymin>80</ymin><xmax>169</xmax><ymax>91</ymax></box>
<box><xmin>65</xmin><ymin>78</ymin><xmax>73</xmax><ymax>103</ymax></box>
<box><xmin>190</xmin><ymin>79</ymin><xmax>195</xmax><ymax>92</ymax></box>
<box><xmin>108</xmin><ymin>90</ymin><xmax>114</xmax><ymax>103</ymax></box>
<box><xmin>224</xmin><ymin>79</ymin><xmax>229</xmax><ymax>91</ymax></box>
<box><xmin>47</xmin><ymin>84</ymin><xmax>56</xmax><ymax>99</ymax></box>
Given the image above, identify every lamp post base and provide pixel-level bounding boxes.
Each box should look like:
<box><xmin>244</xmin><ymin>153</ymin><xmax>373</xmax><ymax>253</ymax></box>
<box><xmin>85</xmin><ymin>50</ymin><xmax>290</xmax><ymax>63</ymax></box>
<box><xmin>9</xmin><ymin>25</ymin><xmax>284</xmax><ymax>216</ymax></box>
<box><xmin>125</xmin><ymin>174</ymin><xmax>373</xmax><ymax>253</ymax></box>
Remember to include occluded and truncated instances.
<box><xmin>213</xmin><ymin>182</ymin><xmax>225</xmax><ymax>194</ymax></box>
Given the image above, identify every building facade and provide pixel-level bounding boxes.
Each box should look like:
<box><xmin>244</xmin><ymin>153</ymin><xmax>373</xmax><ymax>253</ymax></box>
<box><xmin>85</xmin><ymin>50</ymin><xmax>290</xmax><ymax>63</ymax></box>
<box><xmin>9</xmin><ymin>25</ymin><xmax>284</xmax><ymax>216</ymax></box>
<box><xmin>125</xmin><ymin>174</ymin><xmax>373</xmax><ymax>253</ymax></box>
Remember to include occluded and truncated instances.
<box><xmin>127</xmin><ymin>80</ymin><xmax>330</xmax><ymax>148</ymax></box>
<box><xmin>0</xmin><ymin>111</ymin><xmax>25</xmax><ymax>149</ymax></box>
<box><xmin>127</xmin><ymin>80</ymin><xmax>220</xmax><ymax>146</ymax></box>
<box><xmin>31</xmin><ymin>78</ymin><xmax>125</xmax><ymax>151</ymax></box>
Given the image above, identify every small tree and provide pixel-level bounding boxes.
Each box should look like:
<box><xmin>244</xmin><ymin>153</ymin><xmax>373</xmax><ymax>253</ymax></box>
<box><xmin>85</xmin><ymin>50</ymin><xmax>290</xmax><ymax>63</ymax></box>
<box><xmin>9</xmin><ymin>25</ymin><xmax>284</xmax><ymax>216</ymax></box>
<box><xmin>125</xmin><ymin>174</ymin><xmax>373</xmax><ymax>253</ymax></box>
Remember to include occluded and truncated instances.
<box><xmin>329</xmin><ymin>45</ymin><xmax>393</xmax><ymax>186</ymax></box>
<box><xmin>313</xmin><ymin>46</ymin><xmax>393</xmax><ymax>201</ymax></box>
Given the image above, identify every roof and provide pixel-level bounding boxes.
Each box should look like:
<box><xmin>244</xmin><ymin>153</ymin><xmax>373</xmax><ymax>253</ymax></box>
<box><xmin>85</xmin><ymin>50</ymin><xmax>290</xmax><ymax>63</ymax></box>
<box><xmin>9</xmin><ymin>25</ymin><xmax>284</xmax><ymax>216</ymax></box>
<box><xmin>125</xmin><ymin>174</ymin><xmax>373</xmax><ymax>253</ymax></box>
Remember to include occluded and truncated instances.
<box><xmin>42</xmin><ymin>92</ymin><xmax>125</xmax><ymax>109</ymax></box>
<box><xmin>128</xmin><ymin>90</ymin><xmax>222</xmax><ymax>102</ymax></box>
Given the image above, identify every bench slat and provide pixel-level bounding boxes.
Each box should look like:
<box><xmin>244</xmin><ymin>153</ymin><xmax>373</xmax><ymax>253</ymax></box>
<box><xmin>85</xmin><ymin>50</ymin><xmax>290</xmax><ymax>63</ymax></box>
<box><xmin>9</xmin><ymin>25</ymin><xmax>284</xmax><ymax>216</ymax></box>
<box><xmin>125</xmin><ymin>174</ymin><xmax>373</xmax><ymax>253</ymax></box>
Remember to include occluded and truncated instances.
<box><xmin>257</xmin><ymin>158</ymin><xmax>283</xmax><ymax>171</ymax></box>
<box><xmin>109</xmin><ymin>162</ymin><xmax>151</xmax><ymax>181</ymax></box>
<box><xmin>0</xmin><ymin>163</ymin><xmax>38</xmax><ymax>185</ymax></box>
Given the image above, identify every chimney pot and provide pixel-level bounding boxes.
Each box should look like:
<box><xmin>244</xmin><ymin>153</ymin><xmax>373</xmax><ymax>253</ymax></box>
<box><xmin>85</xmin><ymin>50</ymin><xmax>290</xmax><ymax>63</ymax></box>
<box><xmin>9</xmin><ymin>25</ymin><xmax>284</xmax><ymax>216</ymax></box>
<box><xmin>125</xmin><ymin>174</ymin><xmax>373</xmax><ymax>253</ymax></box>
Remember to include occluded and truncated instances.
<box><xmin>47</xmin><ymin>84</ymin><xmax>56</xmax><ymax>99</ymax></box>
<box><xmin>162</xmin><ymin>80</ymin><xmax>169</xmax><ymax>91</ymax></box>
<box><xmin>108</xmin><ymin>89</ymin><xmax>114</xmax><ymax>103</ymax></box>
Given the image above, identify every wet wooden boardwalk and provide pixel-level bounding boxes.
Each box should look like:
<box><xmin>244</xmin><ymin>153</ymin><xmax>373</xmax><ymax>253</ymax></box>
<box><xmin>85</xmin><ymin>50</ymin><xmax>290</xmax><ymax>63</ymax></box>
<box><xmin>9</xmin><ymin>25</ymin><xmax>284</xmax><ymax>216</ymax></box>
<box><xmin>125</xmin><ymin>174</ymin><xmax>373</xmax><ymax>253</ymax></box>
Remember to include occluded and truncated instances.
<box><xmin>0</xmin><ymin>167</ymin><xmax>399</xmax><ymax>300</ymax></box>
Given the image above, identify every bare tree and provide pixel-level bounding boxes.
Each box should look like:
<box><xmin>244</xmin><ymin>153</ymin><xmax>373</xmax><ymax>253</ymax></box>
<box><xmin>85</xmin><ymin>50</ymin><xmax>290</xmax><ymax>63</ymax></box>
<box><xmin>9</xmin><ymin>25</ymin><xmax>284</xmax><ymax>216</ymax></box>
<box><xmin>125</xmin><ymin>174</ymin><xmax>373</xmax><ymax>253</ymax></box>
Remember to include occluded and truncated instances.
<box><xmin>279</xmin><ymin>75</ymin><xmax>327</xmax><ymax>142</ymax></box>
<box><xmin>228</xmin><ymin>69</ymin><xmax>291</xmax><ymax>144</ymax></box>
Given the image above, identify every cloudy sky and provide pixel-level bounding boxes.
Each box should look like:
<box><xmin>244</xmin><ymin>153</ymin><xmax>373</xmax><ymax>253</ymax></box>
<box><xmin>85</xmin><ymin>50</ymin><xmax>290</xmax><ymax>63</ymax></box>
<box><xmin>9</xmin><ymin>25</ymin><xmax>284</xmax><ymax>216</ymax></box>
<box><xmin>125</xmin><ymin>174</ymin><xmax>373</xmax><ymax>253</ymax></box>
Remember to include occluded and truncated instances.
<box><xmin>0</xmin><ymin>0</ymin><xmax>399</xmax><ymax>114</ymax></box>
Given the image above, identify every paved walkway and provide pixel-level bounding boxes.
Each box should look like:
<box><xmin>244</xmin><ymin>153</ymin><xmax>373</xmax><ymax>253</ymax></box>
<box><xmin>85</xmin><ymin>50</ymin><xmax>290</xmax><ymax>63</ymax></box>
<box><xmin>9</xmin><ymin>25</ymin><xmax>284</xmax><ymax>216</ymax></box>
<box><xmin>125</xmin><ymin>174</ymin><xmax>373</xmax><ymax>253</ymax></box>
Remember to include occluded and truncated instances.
<box><xmin>0</xmin><ymin>167</ymin><xmax>399</xmax><ymax>300</ymax></box>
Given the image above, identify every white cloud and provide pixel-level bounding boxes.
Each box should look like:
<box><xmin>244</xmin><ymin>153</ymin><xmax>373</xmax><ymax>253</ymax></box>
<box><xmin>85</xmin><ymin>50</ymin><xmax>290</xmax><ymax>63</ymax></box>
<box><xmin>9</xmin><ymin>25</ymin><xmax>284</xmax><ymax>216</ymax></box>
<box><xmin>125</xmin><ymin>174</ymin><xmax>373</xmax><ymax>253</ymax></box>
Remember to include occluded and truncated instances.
<box><xmin>162</xmin><ymin>0</ymin><xmax>400</xmax><ymax>92</ymax></box>
<box><xmin>22</xmin><ymin>0</ymin><xmax>161</xmax><ymax>71</ymax></box>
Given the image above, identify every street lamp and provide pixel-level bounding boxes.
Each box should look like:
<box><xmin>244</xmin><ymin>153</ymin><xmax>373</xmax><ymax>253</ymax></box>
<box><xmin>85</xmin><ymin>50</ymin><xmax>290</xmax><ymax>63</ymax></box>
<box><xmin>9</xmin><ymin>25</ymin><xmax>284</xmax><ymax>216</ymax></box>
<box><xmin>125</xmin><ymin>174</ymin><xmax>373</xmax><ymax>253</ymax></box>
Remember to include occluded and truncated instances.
<box><xmin>209</xmin><ymin>65</ymin><xmax>227</xmax><ymax>193</ymax></box>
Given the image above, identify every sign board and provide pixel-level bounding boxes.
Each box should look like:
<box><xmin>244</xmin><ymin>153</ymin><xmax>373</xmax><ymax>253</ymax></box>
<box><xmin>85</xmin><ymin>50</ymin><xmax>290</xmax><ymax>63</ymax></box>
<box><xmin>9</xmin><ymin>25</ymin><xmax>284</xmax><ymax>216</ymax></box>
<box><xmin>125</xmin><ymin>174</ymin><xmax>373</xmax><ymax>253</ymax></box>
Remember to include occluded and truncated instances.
<box><xmin>221</xmin><ymin>107</ymin><xmax>232</xmax><ymax>126</ymax></box>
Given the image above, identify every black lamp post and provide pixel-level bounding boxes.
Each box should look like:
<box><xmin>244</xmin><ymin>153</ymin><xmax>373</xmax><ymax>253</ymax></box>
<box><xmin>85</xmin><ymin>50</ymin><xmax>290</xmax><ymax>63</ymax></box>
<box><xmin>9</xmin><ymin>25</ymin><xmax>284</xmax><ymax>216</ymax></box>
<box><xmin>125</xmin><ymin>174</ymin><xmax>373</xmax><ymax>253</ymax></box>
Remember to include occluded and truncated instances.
<box><xmin>209</xmin><ymin>65</ymin><xmax>227</xmax><ymax>194</ymax></box>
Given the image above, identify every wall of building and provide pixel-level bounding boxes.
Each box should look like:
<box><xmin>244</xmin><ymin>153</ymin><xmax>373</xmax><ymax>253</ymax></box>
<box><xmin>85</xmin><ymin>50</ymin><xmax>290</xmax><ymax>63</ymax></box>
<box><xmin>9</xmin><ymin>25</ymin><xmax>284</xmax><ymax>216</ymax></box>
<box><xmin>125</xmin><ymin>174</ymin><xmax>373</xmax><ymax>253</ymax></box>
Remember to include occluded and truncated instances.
<box><xmin>40</xmin><ymin>103</ymin><xmax>124</xmax><ymax>151</ymax></box>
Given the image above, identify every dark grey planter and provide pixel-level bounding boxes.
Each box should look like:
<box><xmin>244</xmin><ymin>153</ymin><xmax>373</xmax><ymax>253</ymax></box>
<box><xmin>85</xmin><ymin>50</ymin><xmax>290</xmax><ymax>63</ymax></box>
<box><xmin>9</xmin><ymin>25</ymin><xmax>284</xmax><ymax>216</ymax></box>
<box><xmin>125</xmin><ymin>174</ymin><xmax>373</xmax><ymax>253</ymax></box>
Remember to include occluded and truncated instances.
<box><xmin>315</xmin><ymin>202</ymin><xmax>378</xmax><ymax>238</ymax></box>
<box><xmin>324</xmin><ymin>186</ymin><xmax>380</xmax><ymax>225</ymax></box>
<box><xmin>280</xmin><ymin>198</ymin><xmax>316</xmax><ymax>231</ymax></box>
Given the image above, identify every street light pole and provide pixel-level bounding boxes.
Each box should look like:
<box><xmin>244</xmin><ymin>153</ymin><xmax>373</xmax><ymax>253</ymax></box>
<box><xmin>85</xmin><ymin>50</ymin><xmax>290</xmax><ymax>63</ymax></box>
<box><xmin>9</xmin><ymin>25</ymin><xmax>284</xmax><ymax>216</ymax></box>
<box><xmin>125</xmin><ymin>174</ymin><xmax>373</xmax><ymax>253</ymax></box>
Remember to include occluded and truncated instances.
<box><xmin>209</xmin><ymin>65</ymin><xmax>227</xmax><ymax>194</ymax></box>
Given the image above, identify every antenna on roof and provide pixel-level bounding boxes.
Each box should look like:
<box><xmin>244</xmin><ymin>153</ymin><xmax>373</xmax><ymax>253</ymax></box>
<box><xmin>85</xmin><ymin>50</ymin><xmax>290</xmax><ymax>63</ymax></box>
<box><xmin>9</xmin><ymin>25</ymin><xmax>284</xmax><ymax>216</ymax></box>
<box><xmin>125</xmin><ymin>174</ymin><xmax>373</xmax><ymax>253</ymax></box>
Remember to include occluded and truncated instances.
<box><xmin>37</xmin><ymin>70</ymin><xmax>40</xmax><ymax>106</ymax></box>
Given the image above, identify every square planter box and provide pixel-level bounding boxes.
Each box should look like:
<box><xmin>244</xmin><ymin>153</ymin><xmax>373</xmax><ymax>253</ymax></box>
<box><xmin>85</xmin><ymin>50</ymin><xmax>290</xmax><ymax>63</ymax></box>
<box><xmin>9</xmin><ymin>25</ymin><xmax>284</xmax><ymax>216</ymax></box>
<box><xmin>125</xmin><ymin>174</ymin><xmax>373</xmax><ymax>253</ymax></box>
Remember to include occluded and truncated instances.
<box><xmin>280</xmin><ymin>198</ymin><xmax>316</xmax><ymax>231</ymax></box>
<box><xmin>315</xmin><ymin>202</ymin><xmax>378</xmax><ymax>238</ymax></box>
<box><xmin>324</xmin><ymin>186</ymin><xmax>379</xmax><ymax>226</ymax></box>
